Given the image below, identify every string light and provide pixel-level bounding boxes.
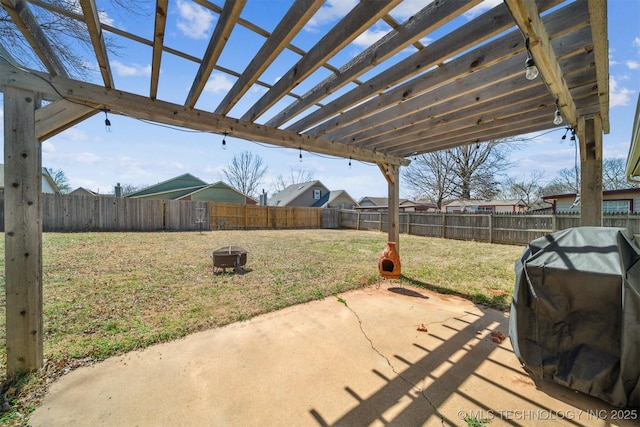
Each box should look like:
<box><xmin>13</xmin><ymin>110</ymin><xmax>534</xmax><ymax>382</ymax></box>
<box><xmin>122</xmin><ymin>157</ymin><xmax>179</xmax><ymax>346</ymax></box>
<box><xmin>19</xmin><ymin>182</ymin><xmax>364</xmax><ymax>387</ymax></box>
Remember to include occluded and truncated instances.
<box><xmin>222</xmin><ymin>131</ymin><xmax>228</xmax><ymax>150</ymax></box>
<box><xmin>299</xmin><ymin>146</ymin><xmax>303</xmax><ymax>162</ymax></box>
<box><xmin>553</xmin><ymin>98</ymin><xmax>563</xmax><ymax>125</ymax></box>
<box><xmin>102</xmin><ymin>108</ymin><xmax>112</xmax><ymax>132</ymax></box>
<box><xmin>348</xmin><ymin>156</ymin><xmax>352</xmax><ymax>169</ymax></box>
<box><xmin>524</xmin><ymin>38</ymin><xmax>539</xmax><ymax>80</ymax></box>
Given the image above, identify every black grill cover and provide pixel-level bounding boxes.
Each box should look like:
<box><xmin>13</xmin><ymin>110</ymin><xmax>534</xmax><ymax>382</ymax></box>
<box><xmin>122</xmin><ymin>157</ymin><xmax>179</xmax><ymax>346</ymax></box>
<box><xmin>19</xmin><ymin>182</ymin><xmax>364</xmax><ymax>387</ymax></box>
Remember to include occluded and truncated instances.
<box><xmin>509</xmin><ymin>227</ymin><xmax>640</xmax><ymax>407</ymax></box>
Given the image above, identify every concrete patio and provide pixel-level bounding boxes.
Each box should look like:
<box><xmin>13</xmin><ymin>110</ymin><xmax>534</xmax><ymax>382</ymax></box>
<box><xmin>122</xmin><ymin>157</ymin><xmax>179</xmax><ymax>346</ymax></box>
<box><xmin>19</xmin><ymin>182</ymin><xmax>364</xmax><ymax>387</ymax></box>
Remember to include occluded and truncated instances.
<box><xmin>30</xmin><ymin>283</ymin><xmax>635</xmax><ymax>426</ymax></box>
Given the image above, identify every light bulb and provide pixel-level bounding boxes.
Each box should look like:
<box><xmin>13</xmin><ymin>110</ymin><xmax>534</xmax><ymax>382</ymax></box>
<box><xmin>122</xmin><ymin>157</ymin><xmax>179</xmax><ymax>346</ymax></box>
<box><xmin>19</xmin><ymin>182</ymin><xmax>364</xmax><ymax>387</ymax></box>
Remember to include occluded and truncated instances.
<box><xmin>553</xmin><ymin>109</ymin><xmax>563</xmax><ymax>125</ymax></box>
<box><xmin>524</xmin><ymin>57</ymin><xmax>539</xmax><ymax>80</ymax></box>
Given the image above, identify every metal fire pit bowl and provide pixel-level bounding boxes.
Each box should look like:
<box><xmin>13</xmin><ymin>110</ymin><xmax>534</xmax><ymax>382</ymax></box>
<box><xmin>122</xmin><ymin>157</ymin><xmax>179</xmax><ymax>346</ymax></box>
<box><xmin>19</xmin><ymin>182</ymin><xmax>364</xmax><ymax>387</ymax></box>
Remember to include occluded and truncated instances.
<box><xmin>212</xmin><ymin>246</ymin><xmax>248</xmax><ymax>273</ymax></box>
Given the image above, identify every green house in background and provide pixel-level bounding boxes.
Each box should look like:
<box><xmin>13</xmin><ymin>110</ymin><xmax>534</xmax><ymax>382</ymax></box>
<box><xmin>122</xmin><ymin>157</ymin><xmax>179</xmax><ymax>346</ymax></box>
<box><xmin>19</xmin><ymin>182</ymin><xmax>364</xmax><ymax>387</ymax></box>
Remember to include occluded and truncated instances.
<box><xmin>126</xmin><ymin>173</ymin><xmax>256</xmax><ymax>205</ymax></box>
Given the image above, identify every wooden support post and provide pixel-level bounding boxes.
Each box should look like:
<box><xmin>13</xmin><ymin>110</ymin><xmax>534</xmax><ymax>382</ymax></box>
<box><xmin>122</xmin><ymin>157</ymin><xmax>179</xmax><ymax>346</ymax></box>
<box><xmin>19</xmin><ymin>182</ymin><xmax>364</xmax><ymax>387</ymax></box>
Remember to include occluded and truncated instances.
<box><xmin>4</xmin><ymin>87</ymin><xmax>43</xmax><ymax>375</ymax></box>
<box><xmin>378</xmin><ymin>162</ymin><xmax>400</xmax><ymax>249</ymax></box>
<box><xmin>578</xmin><ymin>116</ymin><xmax>603</xmax><ymax>226</ymax></box>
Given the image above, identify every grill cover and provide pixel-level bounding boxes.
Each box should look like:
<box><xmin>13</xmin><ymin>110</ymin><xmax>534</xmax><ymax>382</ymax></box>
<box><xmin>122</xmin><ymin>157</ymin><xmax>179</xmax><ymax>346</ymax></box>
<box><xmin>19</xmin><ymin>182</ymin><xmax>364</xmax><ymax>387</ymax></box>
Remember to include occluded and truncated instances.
<box><xmin>509</xmin><ymin>227</ymin><xmax>640</xmax><ymax>407</ymax></box>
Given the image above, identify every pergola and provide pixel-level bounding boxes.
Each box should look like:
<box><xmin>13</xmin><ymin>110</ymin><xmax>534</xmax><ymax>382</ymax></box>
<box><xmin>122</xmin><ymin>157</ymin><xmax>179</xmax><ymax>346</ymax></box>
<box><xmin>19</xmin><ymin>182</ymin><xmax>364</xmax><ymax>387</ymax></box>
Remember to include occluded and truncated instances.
<box><xmin>1</xmin><ymin>0</ymin><xmax>609</xmax><ymax>374</ymax></box>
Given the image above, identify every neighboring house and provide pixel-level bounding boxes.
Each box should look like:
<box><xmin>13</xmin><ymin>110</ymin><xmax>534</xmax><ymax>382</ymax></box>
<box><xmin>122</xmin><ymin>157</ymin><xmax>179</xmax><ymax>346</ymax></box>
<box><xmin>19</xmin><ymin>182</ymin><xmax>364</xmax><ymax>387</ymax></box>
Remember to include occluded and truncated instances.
<box><xmin>543</xmin><ymin>188</ymin><xmax>640</xmax><ymax>214</ymax></box>
<box><xmin>126</xmin><ymin>173</ymin><xmax>256</xmax><ymax>204</ymax></box>
<box><xmin>70</xmin><ymin>187</ymin><xmax>99</xmax><ymax>197</ymax></box>
<box><xmin>357</xmin><ymin>196</ymin><xmax>388</xmax><ymax>210</ymax></box>
<box><xmin>356</xmin><ymin>197</ymin><xmax>437</xmax><ymax>212</ymax></box>
<box><xmin>267</xmin><ymin>180</ymin><xmax>330</xmax><ymax>207</ymax></box>
<box><xmin>443</xmin><ymin>199</ymin><xmax>528</xmax><ymax>214</ymax></box>
<box><xmin>312</xmin><ymin>190</ymin><xmax>358</xmax><ymax>209</ymax></box>
<box><xmin>0</xmin><ymin>165</ymin><xmax>61</xmax><ymax>194</ymax></box>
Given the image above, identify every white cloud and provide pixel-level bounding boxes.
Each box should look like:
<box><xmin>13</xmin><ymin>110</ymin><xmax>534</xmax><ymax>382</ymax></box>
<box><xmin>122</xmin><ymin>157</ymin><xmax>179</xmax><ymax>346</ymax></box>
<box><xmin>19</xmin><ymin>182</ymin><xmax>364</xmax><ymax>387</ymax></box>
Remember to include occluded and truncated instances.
<box><xmin>633</xmin><ymin>37</ymin><xmax>640</xmax><ymax>48</ymax></box>
<box><xmin>98</xmin><ymin>10</ymin><xmax>114</xmax><ymax>27</ymax></box>
<box><xmin>176</xmin><ymin>0</ymin><xmax>215</xmax><ymax>40</ymax></box>
<box><xmin>111</xmin><ymin>60</ymin><xmax>151</xmax><ymax>77</ymax></box>
<box><xmin>42</xmin><ymin>140</ymin><xmax>55</xmax><ymax>153</ymax></box>
<box><xmin>464</xmin><ymin>0</ymin><xmax>502</xmax><ymax>20</ymax></box>
<box><xmin>204</xmin><ymin>74</ymin><xmax>234</xmax><ymax>93</ymax></box>
<box><xmin>60</xmin><ymin>127</ymin><xmax>91</xmax><ymax>142</ymax></box>
<box><xmin>307</xmin><ymin>0</ymin><xmax>357</xmax><ymax>30</ymax></box>
<box><xmin>626</xmin><ymin>60</ymin><xmax>640</xmax><ymax>70</ymax></box>
<box><xmin>610</xmin><ymin>75</ymin><xmax>634</xmax><ymax>107</ymax></box>
<box><xmin>353</xmin><ymin>28</ymin><xmax>389</xmax><ymax>48</ymax></box>
<box><xmin>390</xmin><ymin>0</ymin><xmax>431</xmax><ymax>21</ymax></box>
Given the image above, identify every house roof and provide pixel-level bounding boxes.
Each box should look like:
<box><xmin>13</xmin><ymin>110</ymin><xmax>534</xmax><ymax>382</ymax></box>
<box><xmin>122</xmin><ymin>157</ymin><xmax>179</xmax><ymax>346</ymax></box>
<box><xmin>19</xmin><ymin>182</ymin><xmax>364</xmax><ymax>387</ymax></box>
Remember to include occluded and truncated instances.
<box><xmin>126</xmin><ymin>173</ymin><xmax>207</xmax><ymax>198</ymax></box>
<box><xmin>358</xmin><ymin>197</ymin><xmax>389</xmax><ymax>207</ymax></box>
<box><xmin>543</xmin><ymin>188</ymin><xmax>640</xmax><ymax>200</ymax></box>
<box><xmin>70</xmin><ymin>187</ymin><xmax>99</xmax><ymax>196</ymax></box>
<box><xmin>181</xmin><ymin>181</ymin><xmax>258</xmax><ymax>203</ymax></box>
<box><xmin>311</xmin><ymin>190</ymin><xmax>356</xmax><ymax>208</ymax></box>
<box><xmin>268</xmin><ymin>180</ymin><xmax>327</xmax><ymax>207</ymax></box>
<box><xmin>626</xmin><ymin>94</ymin><xmax>640</xmax><ymax>182</ymax></box>
<box><xmin>1</xmin><ymin>0</ymin><xmax>608</xmax><ymax>167</ymax></box>
<box><xmin>445</xmin><ymin>199</ymin><xmax>527</xmax><ymax>207</ymax></box>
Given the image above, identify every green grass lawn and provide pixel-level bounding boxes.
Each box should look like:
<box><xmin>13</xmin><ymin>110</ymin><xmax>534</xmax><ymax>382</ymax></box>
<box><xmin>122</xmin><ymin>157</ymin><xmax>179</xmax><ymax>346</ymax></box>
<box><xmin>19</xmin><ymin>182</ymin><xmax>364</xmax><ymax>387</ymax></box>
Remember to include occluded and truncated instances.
<box><xmin>0</xmin><ymin>229</ymin><xmax>524</xmax><ymax>424</ymax></box>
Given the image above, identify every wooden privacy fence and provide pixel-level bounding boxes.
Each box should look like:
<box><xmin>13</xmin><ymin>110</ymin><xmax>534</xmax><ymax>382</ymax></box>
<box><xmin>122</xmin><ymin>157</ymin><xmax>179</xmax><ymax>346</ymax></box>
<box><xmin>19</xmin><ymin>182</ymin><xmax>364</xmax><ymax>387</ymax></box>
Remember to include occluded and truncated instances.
<box><xmin>209</xmin><ymin>202</ymin><xmax>325</xmax><ymax>229</ymax></box>
<box><xmin>2</xmin><ymin>192</ymin><xmax>638</xmax><ymax>243</ymax></box>
<box><xmin>338</xmin><ymin>210</ymin><xmax>640</xmax><ymax>245</ymax></box>
<box><xmin>0</xmin><ymin>193</ymin><xmax>326</xmax><ymax>232</ymax></box>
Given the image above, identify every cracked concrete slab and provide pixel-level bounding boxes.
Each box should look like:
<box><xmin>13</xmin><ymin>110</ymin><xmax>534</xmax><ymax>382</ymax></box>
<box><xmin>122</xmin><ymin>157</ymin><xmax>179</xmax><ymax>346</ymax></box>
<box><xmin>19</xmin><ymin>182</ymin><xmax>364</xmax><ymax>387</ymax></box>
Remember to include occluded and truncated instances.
<box><xmin>30</xmin><ymin>284</ymin><xmax>636</xmax><ymax>426</ymax></box>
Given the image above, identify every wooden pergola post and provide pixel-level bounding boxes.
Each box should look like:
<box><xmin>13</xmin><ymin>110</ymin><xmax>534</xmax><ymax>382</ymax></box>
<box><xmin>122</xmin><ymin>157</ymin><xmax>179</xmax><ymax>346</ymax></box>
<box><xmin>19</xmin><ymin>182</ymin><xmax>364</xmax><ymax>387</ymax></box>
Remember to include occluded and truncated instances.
<box><xmin>578</xmin><ymin>115</ymin><xmax>603</xmax><ymax>226</ymax></box>
<box><xmin>378</xmin><ymin>162</ymin><xmax>400</xmax><ymax>248</ymax></box>
<box><xmin>4</xmin><ymin>86</ymin><xmax>44</xmax><ymax>375</ymax></box>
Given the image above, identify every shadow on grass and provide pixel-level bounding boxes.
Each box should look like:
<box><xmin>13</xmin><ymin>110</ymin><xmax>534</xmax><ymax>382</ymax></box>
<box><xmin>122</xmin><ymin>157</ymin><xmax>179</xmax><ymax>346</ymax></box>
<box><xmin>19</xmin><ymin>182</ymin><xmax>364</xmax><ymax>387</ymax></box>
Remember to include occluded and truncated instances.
<box><xmin>398</xmin><ymin>274</ymin><xmax>510</xmax><ymax>311</ymax></box>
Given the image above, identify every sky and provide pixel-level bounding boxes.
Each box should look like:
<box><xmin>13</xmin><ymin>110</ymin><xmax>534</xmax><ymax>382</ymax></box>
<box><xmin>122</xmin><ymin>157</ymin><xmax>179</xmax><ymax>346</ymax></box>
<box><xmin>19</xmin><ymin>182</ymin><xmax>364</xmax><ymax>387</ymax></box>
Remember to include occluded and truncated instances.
<box><xmin>1</xmin><ymin>0</ymin><xmax>639</xmax><ymax>201</ymax></box>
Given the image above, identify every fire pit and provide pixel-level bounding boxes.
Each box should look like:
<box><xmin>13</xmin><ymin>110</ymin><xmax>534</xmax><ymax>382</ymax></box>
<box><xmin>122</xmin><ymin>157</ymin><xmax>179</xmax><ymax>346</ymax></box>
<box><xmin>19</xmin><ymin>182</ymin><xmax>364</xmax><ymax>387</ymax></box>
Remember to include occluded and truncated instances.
<box><xmin>212</xmin><ymin>246</ymin><xmax>248</xmax><ymax>273</ymax></box>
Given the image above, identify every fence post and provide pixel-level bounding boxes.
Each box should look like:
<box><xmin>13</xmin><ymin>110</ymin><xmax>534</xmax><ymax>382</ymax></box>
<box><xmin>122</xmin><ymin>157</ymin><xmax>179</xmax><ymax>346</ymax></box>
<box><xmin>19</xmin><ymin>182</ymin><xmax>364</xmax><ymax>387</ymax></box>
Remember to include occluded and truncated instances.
<box><xmin>441</xmin><ymin>212</ymin><xmax>446</xmax><ymax>239</ymax></box>
<box><xmin>488</xmin><ymin>214</ymin><xmax>493</xmax><ymax>243</ymax></box>
<box><xmin>552</xmin><ymin>214</ymin><xmax>557</xmax><ymax>232</ymax></box>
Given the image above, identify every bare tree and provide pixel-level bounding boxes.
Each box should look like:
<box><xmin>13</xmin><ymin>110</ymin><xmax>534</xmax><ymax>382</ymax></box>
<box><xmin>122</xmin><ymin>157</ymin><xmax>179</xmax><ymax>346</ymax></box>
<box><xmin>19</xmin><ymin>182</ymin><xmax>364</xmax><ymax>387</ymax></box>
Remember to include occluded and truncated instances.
<box><xmin>403</xmin><ymin>139</ymin><xmax>514</xmax><ymax>207</ymax></box>
<box><xmin>272</xmin><ymin>167</ymin><xmax>314</xmax><ymax>194</ymax></box>
<box><xmin>45</xmin><ymin>167</ymin><xmax>71</xmax><ymax>193</ymax></box>
<box><xmin>602</xmin><ymin>158</ymin><xmax>635</xmax><ymax>190</ymax></box>
<box><xmin>541</xmin><ymin>157</ymin><xmax>633</xmax><ymax>196</ymax></box>
<box><xmin>222</xmin><ymin>151</ymin><xmax>268</xmax><ymax>198</ymax></box>
<box><xmin>402</xmin><ymin>151</ymin><xmax>457</xmax><ymax>209</ymax></box>
<box><xmin>1</xmin><ymin>1</ymin><xmax>150</xmax><ymax>76</ymax></box>
<box><xmin>501</xmin><ymin>169</ymin><xmax>546</xmax><ymax>206</ymax></box>
<box><xmin>119</xmin><ymin>183</ymin><xmax>148</xmax><ymax>196</ymax></box>
<box><xmin>451</xmin><ymin>142</ymin><xmax>512</xmax><ymax>199</ymax></box>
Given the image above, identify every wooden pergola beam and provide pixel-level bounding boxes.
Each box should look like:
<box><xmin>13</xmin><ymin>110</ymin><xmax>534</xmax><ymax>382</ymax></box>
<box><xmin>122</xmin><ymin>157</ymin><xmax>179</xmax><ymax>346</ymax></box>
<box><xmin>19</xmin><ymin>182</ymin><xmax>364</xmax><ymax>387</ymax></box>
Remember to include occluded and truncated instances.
<box><xmin>185</xmin><ymin>0</ymin><xmax>246</xmax><ymax>108</ymax></box>
<box><xmin>504</xmin><ymin>0</ymin><xmax>578</xmax><ymax>127</ymax></box>
<box><xmin>150</xmin><ymin>0</ymin><xmax>168</xmax><ymax>100</ymax></box>
<box><xmin>79</xmin><ymin>0</ymin><xmax>114</xmax><ymax>88</ymax></box>
<box><xmin>0</xmin><ymin>61</ymin><xmax>407</xmax><ymax>166</ymax></box>
<box><xmin>215</xmin><ymin>0</ymin><xmax>323</xmax><ymax>116</ymax></box>
<box><xmin>241</xmin><ymin>0</ymin><xmax>402</xmax><ymax>122</ymax></box>
<box><xmin>0</xmin><ymin>0</ymin><xmax>68</xmax><ymax>77</ymax></box>
<box><xmin>265</xmin><ymin>0</ymin><xmax>482</xmax><ymax>128</ymax></box>
<box><xmin>35</xmin><ymin>99</ymin><xmax>99</xmax><ymax>141</ymax></box>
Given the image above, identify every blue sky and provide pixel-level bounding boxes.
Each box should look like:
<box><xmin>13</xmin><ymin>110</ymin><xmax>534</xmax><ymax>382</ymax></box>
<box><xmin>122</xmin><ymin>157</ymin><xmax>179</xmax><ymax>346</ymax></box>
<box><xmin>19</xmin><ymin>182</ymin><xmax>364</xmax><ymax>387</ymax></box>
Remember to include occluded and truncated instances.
<box><xmin>1</xmin><ymin>0</ymin><xmax>639</xmax><ymax>200</ymax></box>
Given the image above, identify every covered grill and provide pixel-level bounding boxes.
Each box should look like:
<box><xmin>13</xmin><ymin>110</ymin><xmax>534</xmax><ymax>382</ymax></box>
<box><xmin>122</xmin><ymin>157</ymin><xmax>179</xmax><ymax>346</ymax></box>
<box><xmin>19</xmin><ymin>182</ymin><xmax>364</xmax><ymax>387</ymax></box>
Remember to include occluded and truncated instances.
<box><xmin>212</xmin><ymin>246</ymin><xmax>248</xmax><ymax>273</ymax></box>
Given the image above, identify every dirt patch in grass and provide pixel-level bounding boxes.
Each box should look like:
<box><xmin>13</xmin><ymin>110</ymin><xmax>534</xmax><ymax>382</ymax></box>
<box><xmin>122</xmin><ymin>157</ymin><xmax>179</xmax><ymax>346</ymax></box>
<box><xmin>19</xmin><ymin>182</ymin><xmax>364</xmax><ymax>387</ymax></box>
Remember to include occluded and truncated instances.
<box><xmin>0</xmin><ymin>229</ymin><xmax>524</xmax><ymax>424</ymax></box>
